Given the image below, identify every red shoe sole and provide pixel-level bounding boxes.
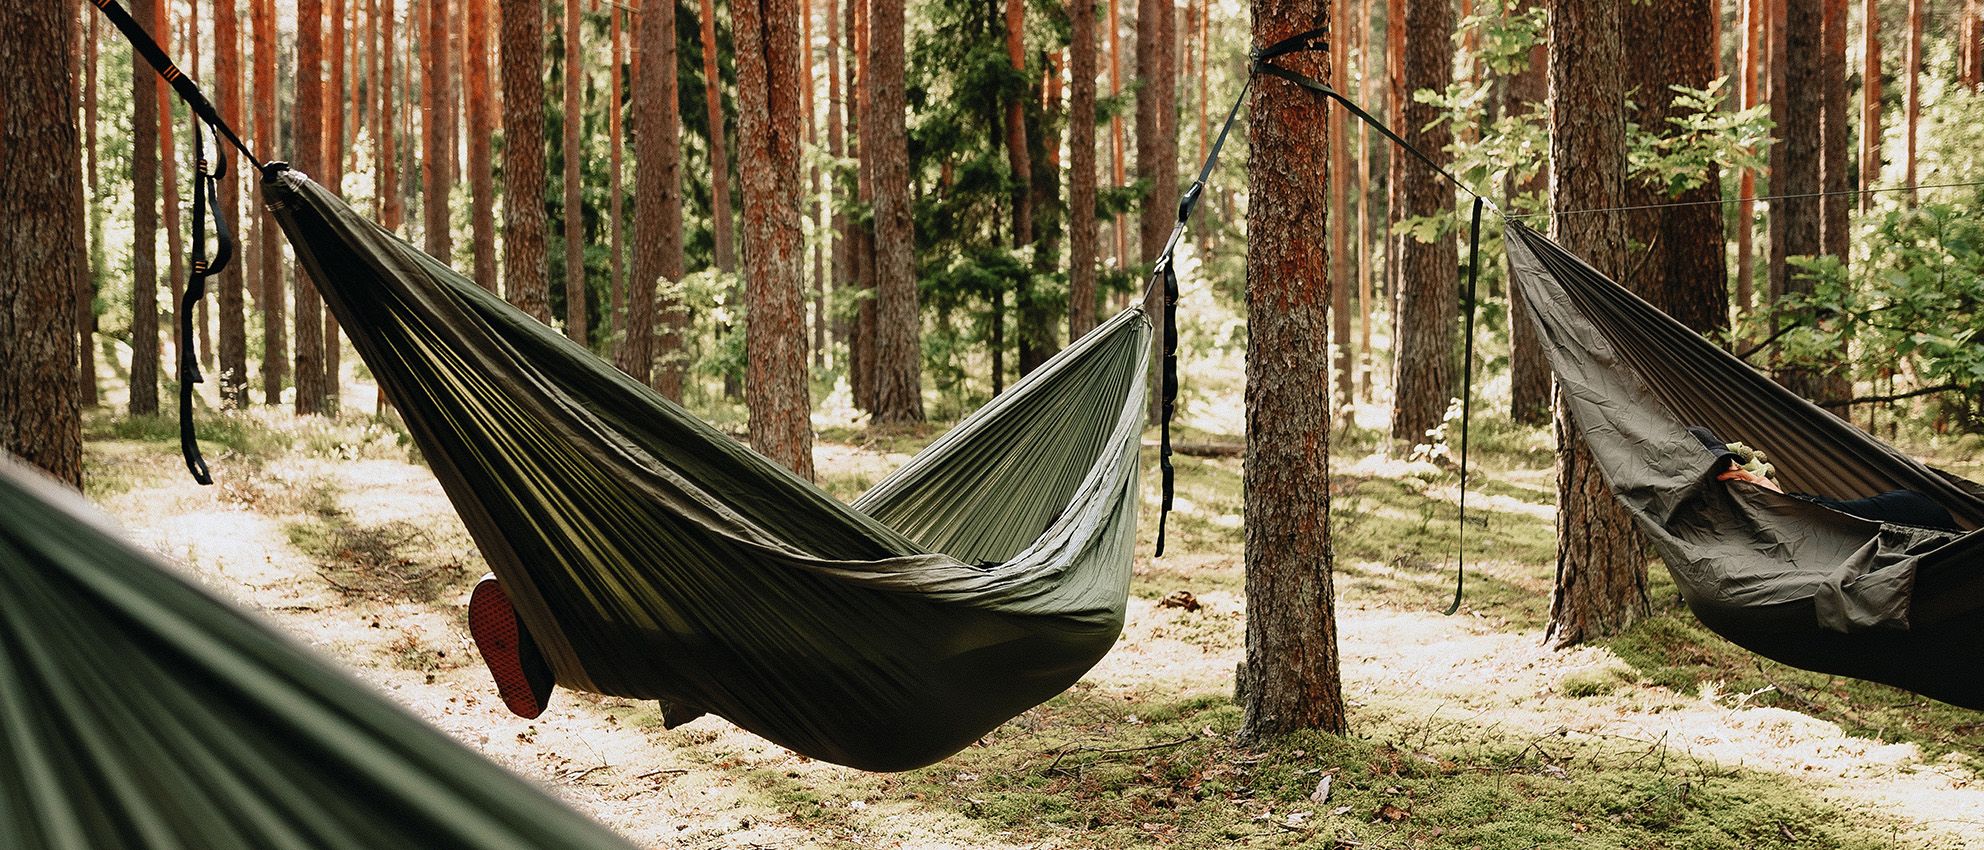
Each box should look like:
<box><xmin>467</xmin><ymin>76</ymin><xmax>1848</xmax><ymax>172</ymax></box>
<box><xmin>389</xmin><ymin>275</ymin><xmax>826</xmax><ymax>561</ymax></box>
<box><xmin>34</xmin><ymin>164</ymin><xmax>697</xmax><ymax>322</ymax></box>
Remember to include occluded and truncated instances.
<box><xmin>469</xmin><ymin>578</ymin><xmax>549</xmax><ymax>719</ymax></box>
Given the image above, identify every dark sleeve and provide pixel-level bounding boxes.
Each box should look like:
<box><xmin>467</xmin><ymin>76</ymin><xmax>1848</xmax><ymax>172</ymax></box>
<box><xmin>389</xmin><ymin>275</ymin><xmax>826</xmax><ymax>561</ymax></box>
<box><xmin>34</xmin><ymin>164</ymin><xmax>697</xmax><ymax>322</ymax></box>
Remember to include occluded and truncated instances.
<box><xmin>1797</xmin><ymin>490</ymin><xmax>1962</xmax><ymax>532</ymax></box>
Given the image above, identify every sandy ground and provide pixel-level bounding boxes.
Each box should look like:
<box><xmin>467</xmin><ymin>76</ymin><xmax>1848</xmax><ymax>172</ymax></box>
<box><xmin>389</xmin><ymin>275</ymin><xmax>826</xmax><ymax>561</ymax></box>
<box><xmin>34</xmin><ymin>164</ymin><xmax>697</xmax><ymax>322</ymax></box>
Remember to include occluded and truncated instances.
<box><xmin>96</xmin><ymin>442</ymin><xmax>1983</xmax><ymax>849</ymax></box>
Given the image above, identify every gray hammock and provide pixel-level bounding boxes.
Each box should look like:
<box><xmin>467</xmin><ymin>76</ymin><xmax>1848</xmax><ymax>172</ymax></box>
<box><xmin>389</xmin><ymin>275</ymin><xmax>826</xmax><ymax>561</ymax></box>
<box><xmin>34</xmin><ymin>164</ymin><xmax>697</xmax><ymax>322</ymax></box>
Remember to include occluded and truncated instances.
<box><xmin>1505</xmin><ymin>222</ymin><xmax>1984</xmax><ymax>709</ymax></box>
<box><xmin>0</xmin><ymin>457</ymin><xmax>640</xmax><ymax>849</ymax></box>
<box><xmin>266</xmin><ymin>169</ymin><xmax>1151</xmax><ymax>771</ymax></box>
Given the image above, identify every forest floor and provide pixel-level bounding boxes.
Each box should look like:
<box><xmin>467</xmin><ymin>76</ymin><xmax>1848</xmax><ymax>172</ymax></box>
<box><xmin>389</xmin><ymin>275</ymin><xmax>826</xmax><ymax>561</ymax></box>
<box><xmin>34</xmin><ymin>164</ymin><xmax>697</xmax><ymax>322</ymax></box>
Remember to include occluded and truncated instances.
<box><xmin>78</xmin><ymin>397</ymin><xmax>1984</xmax><ymax>850</ymax></box>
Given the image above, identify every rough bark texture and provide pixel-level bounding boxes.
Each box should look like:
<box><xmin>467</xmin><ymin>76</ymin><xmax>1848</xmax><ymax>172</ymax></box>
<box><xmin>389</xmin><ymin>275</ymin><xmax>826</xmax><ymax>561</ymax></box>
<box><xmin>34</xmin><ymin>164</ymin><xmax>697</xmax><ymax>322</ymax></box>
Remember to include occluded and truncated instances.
<box><xmin>1387</xmin><ymin>0</ymin><xmax>1457</xmax><ymax>445</ymax></box>
<box><xmin>1768</xmin><ymin>0</ymin><xmax>1833</xmax><ymax>406</ymax></box>
<box><xmin>468</xmin><ymin>0</ymin><xmax>498</xmax><ymax>290</ymax></box>
<box><xmin>1546</xmin><ymin>0</ymin><xmax>1649</xmax><ymax>648</ymax></box>
<box><xmin>325</xmin><ymin>0</ymin><xmax>347</xmax><ymax>413</ymax></box>
<box><xmin>826</xmin><ymin>0</ymin><xmax>848</xmax><ymax>357</ymax></box>
<box><xmin>1068</xmin><ymin>0</ymin><xmax>1099</xmax><ymax>339</ymax></box>
<box><xmin>1819</xmin><ymin>0</ymin><xmax>1849</xmax><ymax>261</ymax></box>
<box><xmin>503</xmin><ymin>0</ymin><xmax>553</xmax><ymax>323</ymax></box>
<box><xmin>424</xmin><ymin>0</ymin><xmax>453</xmax><ymax>264</ymax></box>
<box><xmin>851</xmin><ymin>0</ymin><xmax>878</xmax><ymax>413</ymax></box>
<box><xmin>866</xmin><ymin>0</ymin><xmax>922</xmax><ymax>425</ymax></box>
<box><xmin>700</xmin><ymin>0</ymin><xmax>738</xmax><ymax>273</ymax></box>
<box><xmin>734</xmin><ymin>0</ymin><xmax>820</xmax><ymax>476</ymax></box>
<box><xmin>295</xmin><ymin>0</ymin><xmax>329</xmax><ymax>415</ymax></box>
<box><xmin>805</xmin><ymin>0</ymin><xmax>826</xmax><ymax>370</ymax></box>
<box><xmin>563</xmin><ymin>0</ymin><xmax>588</xmax><ymax>345</ymax></box>
<box><xmin>254</xmin><ymin>0</ymin><xmax>285</xmax><ymax>405</ymax></box>
<box><xmin>214</xmin><ymin>0</ymin><xmax>249</xmax><ymax>407</ymax></box>
<box><xmin>1</xmin><ymin>0</ymin><xmax>85</xmax><ymax>487</ymax></box>
<box><xmin>1239</xmin><ymin>0</ymin><xmax>1347</xmax><ymax>742</ymax></box>
<box><xmin>1136</xmin><ymin>0</ymin><xmax>1176</xmax><ymax>417</ymax></box>
<box><xmin>1623</xmin><ymin>0</ymin><xmax>1729</xmax><ymax>338</ymax></box>
<box><xmin>1327</xmin><ymin>0</ymin><xmax>1350</xmax><ymax>408</ymax></box>
<box><xmin>1355</xmin><ymin>0</ymin><xmax>1373</xmax><ymax>401</ymax></box>
<box><xmin>608</xmin><ymin>4</ymin><xmax>625</xmax><ymax>351</ymax></box>
<box><xmin>624</xmin><ymin>0</ymin><xmax>687</xmax><ymax>397</ymax></box>
<box><xmin>1003</xmin><ymin>0</ymin><xmax>1046</xmax><ymax>376</ymax></box>
<box><xmin>1504</xmin><ymin>6</ymin><xmax>1550</xmax><ymax>425</ymax></box>
<box><xmin>1860</xmin><ymin>0</ymin><xmax>1881</xmax><ymax>213</ymax></box>
<box><xmin>1904</xmin><ymin>0</ymin><xmax>1919</xmax><ymax>202</ymax></box>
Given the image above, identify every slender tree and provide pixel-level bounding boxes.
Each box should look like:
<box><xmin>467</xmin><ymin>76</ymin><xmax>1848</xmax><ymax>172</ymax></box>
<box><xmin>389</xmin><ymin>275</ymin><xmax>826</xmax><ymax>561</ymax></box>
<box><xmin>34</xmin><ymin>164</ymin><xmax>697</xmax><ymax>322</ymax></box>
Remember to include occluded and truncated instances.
<box><xmin>1546</xmin><ymin>0</ymin><xmax>1647</xmax><ymax>647</ymax></box>
<box><xmin>562</xmin><ymin>0</ymin><xmax>587</xmax><ymax>344</ymax></box>
<box><xmin>1735</xmin><ymin>0</ymin><xmax>1762</xmax><ymax>318</ymax></box>
<box><xmin>1107</xmin><ymin>0</ymin><xmax>1128</xmax><ymax>269</ymax></box>
<box><xmin>379</xmin><ymin>0</ymin><xmax>404</xmax><ymax>233</ymax></box>
<box><xmin>1355</xmin><ymin>0</ymin><xmax>1374</xmax><ymax>402</ymax></box>
<box><xmin>82</xmin><ymin>8</ymin><xmax>103</xmax><ymax>409</ymax></box>
<box><xmin>826</xmin><ymin>0</ymin><xmax>849</xmax><ymax>356</ymax></box>
<box><xmin>1136</xmin><ymin>0</ymin><xmax>1176</xmax><ymax>417</ymax></box>
<box><xmin>1240</xmin><ymin>0</ymin><xmax>1347</xmax><ymax>740</ymax></box>
<box><xmin>1767</xmin><ymin>0</ymin><xmax>1832</xmax><ymax>406</ymax></box>
<box><xmin>1068</xmin><ymin>0</ymin><xmax>1100</xmax><ymax>338</ymax></box>
<box><xmin>1820</xmin><ymin>0</ymin><xmax>1849</xmax><ymax>262</ymax></box>
<box><xmin>1388</xmin><ymin>0</ymin><xmax>1457</xmax><ymax>445</ymax></box>
<box><xmin>1003</xmin><ymin>0</ymin><xmax>1046</xmax><ymax>376</ymax></box>
<box><xmin>215</xmin><ymin>0</ymin><xmax>249</xmax><ymax>407</ymax></box>
<box><xmin>254</xmin><ymin>0</ymin><xmax>285</xmax><ymax>404</ymax></box>
<box><xmin>1328</xmin><ymin>0</ymin><xmax>1351</xmax><ymax>408</ymax></box>
<box><xmin>425</xmin><ymin>0</ymin><xmax>453</xmax><ymax>265</ymax></box>
<box><xmin>805</xmin><ymin>0</ymin><xmax>826</xmax><ymax>369</ymax></box>
<box><xmin>2</xmin><ymin>0</ymin><xmax>86</xmax><ymax>486</ymax></box>
<box><xmin>130</xmin><ymin>0</ymin><xmax>161</xmax><ymax>417</ymax></box>
<box><xmin>851</xmin><ymin>0</ymin><xmax>878</xmax><ymax>411</ymax></box>
<box><xmin>1505</xmin><ymin>2</ymin><xmax>1549</xmax><ymax>424</ymax></box>
<box><xmin>294</xmin><ymin>0</ymin><xmax>329</xmax><ymax>415</ymax></box>
<box><xmin>700</xmin><ymin>0</ymin><xmax>739</xmax><ymax>273</ymax></box>
<box><xmin>1904</xmin><ymin>0</ymin><xmax>1921</xmax><ymax>203</ymax></box>
<box><xmin>1623</xmin><ymin>0</ymin><xmax>1728</xmax><ymax>337</ymax></box>
<box><xmin>503</xmin><ymin>0</ymin><xmax>553</xmax><ymax>322</ymax></box>
<box><xmin>608</xmin><ymin>2</ymin><xmax>626</xmax><ymax>349</ymax></box>
<box><xmin>734</xmin><ymin>0</ymin><xmax>820</xmax><ymax>474</ymax></box>
<box><xmin>626</xmin><ymin>0</ymin><xmax>689</xmax><ymax>397</ymax></box>
<box><xmin>468</xmin><ymin>0</ymin><xmax>497</xmax><ymax>289</ymax></box>
<box><xmin>1860</xmin><ymin>0</ymin><xmax>1882</xmax><ymax>213</ymax></box>
<box><xmin>158</xmin><ymin>0</ymin><xmax>185</xmax><ymax>378</ymax></box>
<box><xmin>866</xmin><ymin>0</ymin><xmax>922</xmax><ymax>424</ymax></box>
<box><xmin>325</xmin><ymin>0</ymin><xmax>347</xmax><ymax>412</ymax></box>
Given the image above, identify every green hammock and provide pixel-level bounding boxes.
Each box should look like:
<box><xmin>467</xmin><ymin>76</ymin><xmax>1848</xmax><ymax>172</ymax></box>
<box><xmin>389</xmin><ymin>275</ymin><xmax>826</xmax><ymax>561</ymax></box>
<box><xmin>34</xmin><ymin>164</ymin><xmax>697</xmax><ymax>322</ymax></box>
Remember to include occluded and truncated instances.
<box><xmin>0</xmin><ymin>457</ymin><xmax>640</xmax><ymax>849</ymax></box>
<box><xmin>1504</xmin><ymin>222</ymin><xmax>1984</xmax><ymax>709</ymax></box>
<box><xmin>266</xmin><ymin>169</ymin><xmax>1151</xmax><ymax>771</ymax></box>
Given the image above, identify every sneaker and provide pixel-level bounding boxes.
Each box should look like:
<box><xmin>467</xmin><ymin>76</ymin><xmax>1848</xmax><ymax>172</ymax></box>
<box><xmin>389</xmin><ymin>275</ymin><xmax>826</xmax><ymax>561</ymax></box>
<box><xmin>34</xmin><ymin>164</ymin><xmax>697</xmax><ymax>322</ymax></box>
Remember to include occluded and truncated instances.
<box><xmin>468</xmin><ymin>575</ymin><xmax>555</xmax><ymax>719</ymax></box>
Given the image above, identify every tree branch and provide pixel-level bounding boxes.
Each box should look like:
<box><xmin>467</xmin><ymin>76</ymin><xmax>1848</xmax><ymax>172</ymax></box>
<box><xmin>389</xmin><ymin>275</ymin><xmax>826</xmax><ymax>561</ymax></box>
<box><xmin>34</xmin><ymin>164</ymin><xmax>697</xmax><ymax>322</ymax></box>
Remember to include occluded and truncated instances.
<box><xmin>1815</xmin><ymin>383</ymin><xmax>1962</xmax><ymax>407</ymax></box>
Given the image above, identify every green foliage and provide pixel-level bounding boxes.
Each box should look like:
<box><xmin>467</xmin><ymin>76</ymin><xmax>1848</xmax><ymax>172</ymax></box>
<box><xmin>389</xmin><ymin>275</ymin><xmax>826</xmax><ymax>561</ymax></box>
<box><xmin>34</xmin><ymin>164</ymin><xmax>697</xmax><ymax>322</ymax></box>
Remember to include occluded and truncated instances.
<box><xmin>1626</xmin><ymin>78</ymin><xmax>1771</xmax><ymax>196</ymax></box>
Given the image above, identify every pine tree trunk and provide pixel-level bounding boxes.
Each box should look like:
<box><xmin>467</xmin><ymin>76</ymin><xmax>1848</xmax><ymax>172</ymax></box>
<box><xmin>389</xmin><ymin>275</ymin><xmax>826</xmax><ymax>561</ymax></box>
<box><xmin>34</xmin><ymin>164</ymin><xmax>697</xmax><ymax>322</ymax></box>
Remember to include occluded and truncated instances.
<box><xmin>216</xmin><ymin>0</ymin><xmax>249</xmax><ymax>407</ymax></box>
<box><xmin>131</xmin><ymin>0</ymin><xmax>162</xmax><ymax>416</ymax></box>
<box><xmin>295</xmin><ymin>0</ymin><xmax>329</xmax><ymax>415</ymax></box>
<box><xmin>626</xmin><ymin>0</ymin><xmax>688</xmax><ymax>398</ymax></box>
<box><xmin>1903</xmin><ymin>0</ymin><xmax>1920</xmax><ymax>203</ymax></box>
<box><xmin>1860</xmin><ymin>0</ymin><xmax>1882</xmax><ymax>213</ymax></box>
<box><xmin>1768</xmin><ymin>0</ymin><xmax>1830</xmax><ymax>406</ymax></box>
<box><xmin>866</xmin><ymin>0</ymin><xmax>922</xmax><ymax>424</ymax></box>
<box><xmin>502</xmin><ymin>0</ymin><xmax>553</xmax><ymax>323</ymax></box>
<box><xmin>701</xmin><ymin>0</ymin><xmax>738</xmax><ymax>273</ymax></box>
<box><xmin>468</xmin><ymin>0</ymin><xmax>498</xmax><ymax>291</ymax></box>
<box><xmin>1068</xmin><ymin>0</ymin><xmax>1100</xmax><ymax>339</ymax></box>
<box><xmin>254</xmin><ymin>0</ymin><xmax>286</xmax><ymax>406</ymax></box>
<box><xmin>1137</xmin><ymin>0</ymin><xmax>1177</xmax><ymax>419</ymax></box>
<box><xmin>1355</xmin><ymin>0</ymin><xmax>1373</xmax><ymax>402</ymax></box>
<box><xmin>805</xmin><ymin>0</ymin><xmax>827</xmax><ymax>370</ymax></box>
<box><xmin>1388</xmin><ymin>0</ymin><xmax>1456</xmax><ymax>445</ymax></box>
<box><xmin>1623</xmin><ymin>0</ymin><xmax>1728</xmax><ymax>338</ymax></box>
<box><xmin>1107</xmin><ymin>0</ymin><xmax>1128</xmax><ymax>271</ymax></box>
<box><xmin>1240</xmin><ymin>0</ymin><xmax>1347</xmax><ymax>742</ymax></box>
<box><xmin>425</xmin><ymin>0</ymin><xmax>453</xmax><ymax>264</ymax></box>
<box><xmin>1328</xmin><ymin>0</ymin><xmax>1351</xmax><ymax>409</ymax></box>
<box><xmin>563</xmin><ymin>0</ymin><xmax>588</xmax><ymax>345</ymax></box>
<box><xmin>1504</xmin><ymin>3</ymin><xmax>1549</xmax><ymax>424</ymax></box>
<box><xmin>1815</xmin><ymin>0</ymin><xmax>1851</xmax><ymax>409</ymax></box>
<box><xmin>826</xmin><ymin>0</ymin><xmax>849</xmax><ymax>357</ymax></box>
<box><xmin>734</xmin><ymin>0</ymin><xmax>820</xmax><ymax>475</ymax></box>
<box><xmin>1003</xmin><ymin>0</ymin><xmax>1044</xmax><ymax>377</ymax></box>
<box><xmin>325</xmin><ymin>0</ymin><xmax>347</xmax><ymax>413</ymax></box>
<box><xmin>1546</xmin><ymin>0</ymin><xmax>1648</xmax><ymax>648</ymax></box>
<box><xmin>1735</xmin><ymin>0</ymin><xmax>1761</xmax><ymax>319</ymax></box>
<box><xmin>158</xmin><ymin>0</ymin><xmax>185</xmax><ymax>381</ymax></box>
<box><xmin>1023</xmin><ymin>53</ymin><xmax>1063</xmax><ymax>372</ymax></box>
<box><xmin>82</xmin><ymin>9</ymin><xmax>103</xmax><ymax>409</ymax></box>
<box><xmin>380</xmin><ymin>0</ymin><xmax>403</xmax><ymax>233</ymax></box>
<box><xmin>608</xmin><ymin>2</ymin><xmax>626</xmax><ymax>353</ymax></box>
<box><xmin>851</xmin><ymin>0</ymin><xmax>878</xmax><ymax>413</ymax></box>
<box><xmin>2</xmin><ymin>0</ymin><xmax>86</xmax><ymax>487</ymax></box>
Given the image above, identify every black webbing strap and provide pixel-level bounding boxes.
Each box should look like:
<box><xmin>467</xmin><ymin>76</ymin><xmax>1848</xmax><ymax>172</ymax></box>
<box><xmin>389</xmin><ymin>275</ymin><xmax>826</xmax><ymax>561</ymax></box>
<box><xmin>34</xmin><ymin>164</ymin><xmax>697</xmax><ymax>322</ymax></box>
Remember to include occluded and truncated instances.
<box><xmin>179</xmin><ymin>125</ymin><xmax>236</xmax><ymax>485</ymax></box>
<box><xmin>1251</xmin><ymin>30</ymin><xmax>1492</xmax><ymax>614</ymax></box>
<box><xmin>1148</xmin><ymin>75</ymin><xmax>1253</xmax><ymax>557</ymax></box>
<box><xmin>93</xmin><ymin>0</ymin><xmax>263</xmax><ymax>485</ymax></box>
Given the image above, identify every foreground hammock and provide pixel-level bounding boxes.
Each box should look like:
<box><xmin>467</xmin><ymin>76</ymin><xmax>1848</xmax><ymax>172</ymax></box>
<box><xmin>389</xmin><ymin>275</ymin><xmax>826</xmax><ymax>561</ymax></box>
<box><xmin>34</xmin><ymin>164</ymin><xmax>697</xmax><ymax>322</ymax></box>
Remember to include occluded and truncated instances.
<box><xmin>1505</xmin><ymin>223</ymin><xmax>1984</xmax><ymax>709</ymax></box>
<box><xmin>266</xmin><ymin>169</ymin><xmax>1149</xmax><ymax>771</ymax></box>
<box><xmin>0</xmin><ymin>458</ymin><xmax>638</xmax><ymax>849</ymax></box>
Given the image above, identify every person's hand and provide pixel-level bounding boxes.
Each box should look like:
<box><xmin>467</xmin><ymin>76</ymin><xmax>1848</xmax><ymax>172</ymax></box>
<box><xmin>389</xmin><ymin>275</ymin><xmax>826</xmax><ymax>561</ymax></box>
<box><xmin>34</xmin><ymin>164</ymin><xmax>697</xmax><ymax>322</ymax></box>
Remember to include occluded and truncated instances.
<box><xmin>1717</xmin><ymin>466</ymin><xmax>1782</xmax><ymax>493</ymax></box>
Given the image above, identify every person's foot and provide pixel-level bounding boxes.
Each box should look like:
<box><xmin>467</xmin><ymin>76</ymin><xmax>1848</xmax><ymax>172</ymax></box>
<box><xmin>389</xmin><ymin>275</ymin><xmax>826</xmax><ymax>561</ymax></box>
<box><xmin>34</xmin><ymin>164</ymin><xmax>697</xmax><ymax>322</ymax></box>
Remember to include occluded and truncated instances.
<box><xmin>468</xmin><ymin>575</ymin><xmax>555</xmax><ymax>719</ymax></box>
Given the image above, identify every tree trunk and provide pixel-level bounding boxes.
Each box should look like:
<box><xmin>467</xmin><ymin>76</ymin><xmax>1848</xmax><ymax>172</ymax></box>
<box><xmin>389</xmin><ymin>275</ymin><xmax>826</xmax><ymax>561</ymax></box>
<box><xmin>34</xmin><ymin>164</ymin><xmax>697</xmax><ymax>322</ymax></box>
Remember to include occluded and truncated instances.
<box><xmin>294</xmin><ymin>0</ymin><xmax>330</xmax><ymax>416</ymax></box>
<box><xmin>1388</xmin><ymin>0</ymin><xmax>1456</xmax><ymax>445</ymax></box>
<box><xmin>1003</xmin><ymin>0</ymin><xmax>1045</xmax><ymax>376</ymax></box>
<box><xmin>700</xmin><ymin>0</ymin><xmax>738</xmax><ymax>273</ymax></box>
<box><xmin>1107</xmin><ymin>0</ymin><xmax>1128</xmax><ymax>271</ymax></box>
<box><xmin>564</xmin><ymin>0</ymin><xmax>588</xmax><ymax>345</ymax></box>
<box><xmin>190</xmin><ymin>8</ymin><xmax>213</xmax><ymax>373</ymax></box>
<box><xmin>1024</xmin><ymin>52</ymin><xmax>1064</xmax><ymax>371</ymax></box>
<box><xmin>1137</xmin><ymin>0</ymin><xmax>1176</xmax><ymax>419</ymax></box>
<box><xmin>851</xmin><ymin>0</ymin><xmax>878</xmax><ymax>413</ymax></box>
<box><xmin>626</xmin><ymin>0</ymin><xmax>688</xmax><ymax>397</ymax></box>
<box><xmin>865</xmin><ymin>0</ymin><xmax>922</xmax><ymax>425</ymax></box>
<box><xmin>805</xmin><ymin>0</ymin><xmax>826</xmax><ymax>370</ymax></box>
<box><xmin>1328</xmin><ymin>0</ymin><xmax>1351</xmax><ymax>409</ymax></box>
<box><xmin>468</xmin><ymin>0</ymin><xmax>498</xmax><ymax>291</ymax></box>
<box><xmin>502</xmin><ymin>0</ymin><xmax>553</xmax><ymax>323</ymax></box>
<box><xmin>1355</xmin><ymin>0</ymin><xmax>1374</xmax><ymax>402</ymax></box>
<box><xmin>1767</xmin><ymin>0</ymin><xmax>1832</xmax><ymax>406</ymax></box>
<box><xmin>1545</xmin><ymin>0</ymin><xmax>1648</xmax><ymax>648</ymax></box>
<box><xmin>1735</xmin><ymin>0</ymin><xmax>1761</xmax><ymax>320</ymax></box>
<box><xmin>1239</xmin><ymin>0</ymin><xmax>1347</xmax><ymax>742</ymax></box>
<box><xmin>379</xmin><ymin>0</ymin><xmax>403</xmax><ymax>233</ymax></box>
<box><xmin>826</xmin><ymin>0</ymin><xmax>849</xmax><ymax>359</ymax></box>
<box><xmin>1504</xmin><ymin>4</ymin><xmax>1549</xmax><ymax>424</ymax></box>
<box><xmin>1816</xmin><ymin>0</ymin><xmax>1852</xmax><ymax>398</ymax></box>
<box><xmin>130</xmin><ymin>0</ymin><xmax>162</xmax><ymax>416</ymax></box>
<box><xmin>1623</xmin><ymin>0</ymin><xmax>1729</xmax><ymax>338</ymax></box>
<box><xmin>82</xmin><ymin>9</ymin><xmax>103</xmax><ymax>409</ymax></box>
<box><xmin>734</xmin><ymin>0</ymin><xmax>820</xmax><ymax>476</ymax></box>
<box><xmin>609</xmin><ymin>2</ymin><xmax>626</xmax><ymax>353</ymax></box>
<box><xmin>425</xmin><ymin>0</ymin><xmax>454</xmax><ymax>264</ymax></box>
<box><xmin>1</xmin><ymin>0</ymin><xmax>86</xmax><ymax>487</ymax></box>
<box><xmin>215</xmin><ymin>0</ymin><xmax>249</xmax><ymax>407</ymax></box>
<box><xmin>158</xmin><ymin>0</ymin><xmax>185</xmax><ymax>382</ymax></box>
<box><xmin>1068</xmin><ymin>0</ymin><xmax>1100</xmax><ymax>339</ymax></box>
<box><xmin>1860</xmin><ymin>0</ymin><xmax>1881</xmax><ymax>213</ymax></box>
<box><xmin>1904</xmin><ymin>0</ymin><xmax>1920</xmax><ymax>203</ymax></box>
<box><xmin>254</xmin><ymin>0</ymin><xmax>286</xmax><ymax>406</ymax></box>
<box><xmin>325</xmin><ymin>0</ymin><xmax>347</xmax><ymax>413</ymax></box>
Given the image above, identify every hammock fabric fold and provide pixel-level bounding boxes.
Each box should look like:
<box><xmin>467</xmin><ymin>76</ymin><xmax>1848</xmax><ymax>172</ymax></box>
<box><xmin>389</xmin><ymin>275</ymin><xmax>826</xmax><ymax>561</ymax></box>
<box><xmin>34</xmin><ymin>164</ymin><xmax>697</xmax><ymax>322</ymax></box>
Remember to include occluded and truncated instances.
<box><xmin>264</xmin><ymin>168</ymin><xmax>1148</xmax><ymax>771</ymax></box>
<box><xmin>1504</xmin><ymin>222</ymin><xmax>1984</xmax><ymax>709</ymax></box>
<box><xmin>0</xmin><ymin>457</ymin><xmax>639</xmax><ymax>850</ymax></box>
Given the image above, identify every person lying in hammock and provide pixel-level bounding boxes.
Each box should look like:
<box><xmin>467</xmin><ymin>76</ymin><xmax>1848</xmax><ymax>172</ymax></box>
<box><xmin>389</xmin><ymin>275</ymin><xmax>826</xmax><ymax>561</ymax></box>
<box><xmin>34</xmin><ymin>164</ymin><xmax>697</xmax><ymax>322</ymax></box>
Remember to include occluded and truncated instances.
<box><xmin>467</xmin><ymin>575</ymin><xmax>557</xmax><ymax>719</ymax></box>
<box><xmin>1689</xmin><ymin>426</ymin><xmax>1962</xmax><ymax>532</ymax></box>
